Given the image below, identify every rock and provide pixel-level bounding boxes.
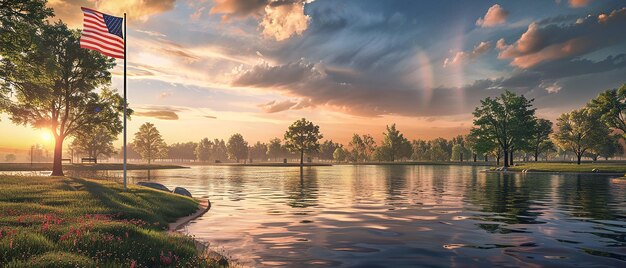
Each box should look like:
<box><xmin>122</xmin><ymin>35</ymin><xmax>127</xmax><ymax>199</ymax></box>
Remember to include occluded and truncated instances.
<box><xmin>173</xmin><ymin>187</ymin><xmax>192</xmax><ymax>197</ymax></box>
<box><xmin>137</xmin><ymin>182</ymin><xmax>170</xmax><ymax>192</ymax></box>
<box><xmin>217</xmin><ymin>257</ymin><xmax>229</xmax><ymax>267</ymax></box>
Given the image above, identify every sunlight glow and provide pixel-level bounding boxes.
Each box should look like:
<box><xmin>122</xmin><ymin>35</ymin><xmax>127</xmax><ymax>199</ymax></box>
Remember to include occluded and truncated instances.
<box><xmin>41</xmin><ymin>131</ymin><xmax>53</xmax><ymax>143</ymax></box>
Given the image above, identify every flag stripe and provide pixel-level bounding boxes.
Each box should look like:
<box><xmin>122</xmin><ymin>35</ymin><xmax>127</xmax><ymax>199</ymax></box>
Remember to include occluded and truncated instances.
<box><xmin>80</xmin><ymin>37</ymin><xmax>124</xmax><ymax>52</ymax></box>
<box><xmin>81</xmin><ymin>30</ymin><xmax>124</xmax><ymax>49</ymax></box>
<box><xmin>84</xmin><ymin>17</ymin><xmax>107</xmax><ymax>28</ymax></box>
<box><xmin>80</xmin><ymin>7</ymin><xmax>124</xmax><ymax>59</ymax></box>
<box><xmin>80</xmin><ymin>43</ymin><xmax>124</xmax><ymax>59</ymax></box>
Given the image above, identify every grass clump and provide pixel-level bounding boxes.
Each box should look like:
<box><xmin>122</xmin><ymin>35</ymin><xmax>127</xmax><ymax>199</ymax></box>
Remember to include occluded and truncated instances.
<box><xmin>0</xmin><ymin>176</ymin><xmax>224</xmax><ymax>267</ymax></box>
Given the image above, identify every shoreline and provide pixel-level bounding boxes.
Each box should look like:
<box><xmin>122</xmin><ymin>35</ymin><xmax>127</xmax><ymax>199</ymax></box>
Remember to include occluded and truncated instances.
<box><xmin>0</xmin><ymin>163</ymin><xmax>188</xmax><ymax>171</ymax></box>
<box><xmin>482</xmin><ymin>170</ymin><xmax>626</xmax><ymax>176</ymax></box>
<box><xmin>168</xmin><ymin>198</ymin><xmax>211</xmax><ymax>233</ymax></box>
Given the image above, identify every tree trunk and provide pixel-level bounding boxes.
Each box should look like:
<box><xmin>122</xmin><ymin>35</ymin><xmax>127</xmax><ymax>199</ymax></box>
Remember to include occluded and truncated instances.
<box><xmin>509</xmin><ymin>151</ymin><xmax>514</xmax><ymax>166</ymax></box>
<box><xmin>473</xmin><ymin>153</ymin><xmax>477</xmax><ymax>162</ymax></box>
<box><xmin>496</xmin><ymin>155</ymin><xmax>500</xmax><ymax>166</ymax></box>
<box><xmin>460</xmin><ymin>152</ymin><xmax>463</xmax><ymax>162</ymax></box>
<box><xmin>503</xmin><ymin>149</ymin><xmax>509</xmax><ymax>167</ymax></box>
<box><xmin>484</xmin><ymin>154</ymin><xmax>488</xmax><ymax>162</ymax></box>
<box><xmin>51</xmin><ymin>136</ymin><xmax>64</xmax><ymax>176</ymax></box>
<box><xmin>300</xmin><ymin>150</ymin><xmax>304</xmax><ymax>168</ymax></box>
<box><xmin>577</xmin><ymin>153</ymin><xmax>582</xmax><ymax>165</ymax></box>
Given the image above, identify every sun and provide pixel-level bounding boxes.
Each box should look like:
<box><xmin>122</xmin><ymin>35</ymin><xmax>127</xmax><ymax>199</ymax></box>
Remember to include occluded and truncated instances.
<box><xmin>41</xmin><ymin>131</ymin><xmax>53</xmax><ymax>142</ymax></box>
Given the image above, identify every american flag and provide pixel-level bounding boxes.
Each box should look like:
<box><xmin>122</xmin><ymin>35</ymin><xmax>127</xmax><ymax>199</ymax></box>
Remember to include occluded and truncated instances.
<box><xmin>80</xmin><ymin>7</ymin><xmax>124</xmax><ymax>59</ymax></box>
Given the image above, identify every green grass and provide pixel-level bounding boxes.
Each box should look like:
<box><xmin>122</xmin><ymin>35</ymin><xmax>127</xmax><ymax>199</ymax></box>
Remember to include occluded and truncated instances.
<box><xmin>0</xmin><ymin>163</ymin><xmax>187</xmax><ymax>172</ymax></box>
<box><xmin>0</xmin><ymin>176</ymin><xmax>226</xmax><ymax>267</ymax></box>
<box><xmin>506</xmin><ymin>162</ymin><xmax>626</xmax><ymax>174</ymax></box>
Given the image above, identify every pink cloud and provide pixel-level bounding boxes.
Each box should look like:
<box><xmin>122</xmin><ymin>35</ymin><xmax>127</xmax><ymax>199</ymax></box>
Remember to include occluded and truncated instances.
<box><xmin>476</xmin><ymin>4</ymin><xmax>509</xmax><ymax>27</ymax></box>
<box><xmin>444</xmin><ymin>41</ymin><xmax>492</xmax><ymax>67</ymax></box>
<box><xmin>569</xmin><ymin>0</ymin><xmax>591</xmax><ymax>8</ymax></box>
<box><xmin>498</xmin><ymin>8</ymin><xmax>626</xmax><ymax>68</ymax></box>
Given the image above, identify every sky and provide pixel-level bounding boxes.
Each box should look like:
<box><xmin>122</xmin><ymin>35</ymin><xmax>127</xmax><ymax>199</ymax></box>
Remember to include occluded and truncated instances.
<box><xmin>2</xmin><ymin>0</ymin><xmax>626</xmax><ymax>156</ymax></box>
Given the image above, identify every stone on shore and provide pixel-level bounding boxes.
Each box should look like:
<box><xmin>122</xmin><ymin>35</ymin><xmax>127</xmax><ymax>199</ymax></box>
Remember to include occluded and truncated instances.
<box><xmin>174</xmin><ymin>187</ymin><xmax>192</xmax><ymax>197</ymax></box>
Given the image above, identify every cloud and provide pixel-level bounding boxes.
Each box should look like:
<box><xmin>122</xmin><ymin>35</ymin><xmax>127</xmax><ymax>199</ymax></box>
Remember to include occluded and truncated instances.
<box><xmin>259</xmin><ymin>100</ymin><xmax>297</xmax><ymax>113</ymax></box>
<box><xmin>541</xmin><ymin>81</ymin><xmax>562</xmax><ymax>93</ymax></box>
<box><xmin>258</xmin><ymin>98</ymin><xmax>314</xmax><ymax>113</ymax></box>
<box><xmin>261</xmin><ymin>1</ymin><xmax>310</xmax><ymax>41</ymax></box>
<box><xmin>48</xmin><ymin>0</ymin><xmax>176</xmax><ymax>27</ymax></box>
<box><xmin>136</xmin><ymin>29</ymin><xmax>167</xmax><ymax>37</ymax></box>
<box><xmin>204</xmin><ymin>115</ymin><xmax>218</xmax><ymax>119</ymax></box>
<box><xmin>134</xmin><ymin>107</ymin><xmax>180</xmax><ymax>120</ymax></box>
<box><xmin>444</xmin><ymin>41</ymin><xmax>492</xmax><ymax>67</ymax></box>
<box><xmin>232</xmin><ymin>60</ymin><xmax>479</xmax><ymax>117</ymax></box>
<box><xmin>476</xmin><ymin>4</ymin><xmax>509</xmax><ymax>27</ymax></box>
<box><xmin>190</xmin><ymin>6</ymin><xmax>206</xmax><ymax>20</ymax></box>
<box><xmin>210</xmin><ymin>0</ymin><xmax>312</xmax><ymax>41</ymax></box>
<box><xmin>210</xmin><ymin>0</ymin><xmax>268</xmax><ymax>19</ymax></box>
<box><xmin>159</xmin><ymin>92</ymin><xmax>172</xmax><ymax>98</ymax></box>
<box><xmin>569</xmin><ymin>0</ymin><xmax>591</xmax><ymax>8</ymax></box>
<box><xmin>498</xmin><ymin>7</ymin><xmax>626</xmax><ymax>68</ymax></box>
<box><xmin>97</xmin><ymin>0</ymin><xmax>176</xmax><ymax>22</ymax></box>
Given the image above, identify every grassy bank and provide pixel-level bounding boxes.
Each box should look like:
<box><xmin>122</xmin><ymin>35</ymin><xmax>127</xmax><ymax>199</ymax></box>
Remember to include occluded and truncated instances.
<box><xmin>341</xmin><ymin>161</ymin><xmax>495</xmax><ymax>166</ymax></box>
<box><xmin>0</xmin><ymin>176</ymin><xmax>224</xmax><ymax>267</ymax></box>
<box><xmin>0</xmin><ymin>163</ymin><xmax>188</xmax><ymax>172</ymax></box>
<box><xmin>207</xmin><ymin>162</ymin><xmax>332</xmax><ymax>167</ymax></box>
<box><xmin>505</xmin><ymin>162</ymin><xmax>626</xmax><ymax>174</ymax></box>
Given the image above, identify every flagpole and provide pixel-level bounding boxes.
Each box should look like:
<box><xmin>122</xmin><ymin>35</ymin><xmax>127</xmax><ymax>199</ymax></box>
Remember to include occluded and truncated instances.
<box><xmin>123</xmin><ymin>12</ymin><xmax>128</xmax><ymax>191</ymax></box>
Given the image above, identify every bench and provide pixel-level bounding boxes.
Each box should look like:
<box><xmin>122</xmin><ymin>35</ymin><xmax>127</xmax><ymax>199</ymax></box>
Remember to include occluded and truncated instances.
<box><xmin>61</xmin><ymin>158</ymin><xmax>72</xmax><ymax>164</ymax></box>
<box><xmin>81</xmin><ymin>157</ymin><xmax>97</xmax><ymax>164</ymax></box>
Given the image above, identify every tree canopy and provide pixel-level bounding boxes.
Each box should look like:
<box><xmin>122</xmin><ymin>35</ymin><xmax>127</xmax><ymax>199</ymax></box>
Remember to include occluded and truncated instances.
<box><xmin>284</xmin><ymin>118</ymin><xmax>323</xmax><ymax>166</ymax></box>
<box><xmin>472</xmin><ymin>91</ymin><xmax>536</xmax><ymax>168</ymax></box>
<box><xmin>132</xmin><ymin>123</ymin><xmax>167</xmax><ymax>164</ymax></box>
<box><xmin>70</xmin><ymin>126</ymin><xmax>118</xmax><ymax>160</ymax></box>
<box><xmin>0</xmin><ymin>22</ymin><xmax>126</xmax><ymax>175</ymax></box>
<box><xmin>588</xmin><ymin>84</ymin><xmax>626</xmax><ymax>138</ymax></box>
<box><xmin>227</xmin><ymin>133</ymin><xmax>248</xmax><ymax>162</ymax></box>
<box><xmin>195</xmin><ymin>138</ymin><xmax>212</xmax><ymax>162</ymax></box>
<box><xmin>552</xmin><ymin>109</ymin><xmax>610</xmax><ymax>164</ymax></box>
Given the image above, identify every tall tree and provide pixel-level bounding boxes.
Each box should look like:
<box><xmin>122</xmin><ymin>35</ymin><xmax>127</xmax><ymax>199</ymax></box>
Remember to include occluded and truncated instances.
<box><xmin>318</xmin><ymin>140</ymin><xmax>340</xmax><ymax>161</ymax></box>
<box><xmin>1</xmin><ymin>23</ymin><xmax>126</xmax><ymax>176</ymax></box>
<box><xmin>362</xmin><ymin>134</ymin><xmax>376</xmax><ymax>161</ymax></box>
<box><xmin>428</xmin><ymin>138</ymin><xmax>450</xmax><ymax>161</ymax></box>
<box><xmin>348</xmin><ymin>134</ymin><xmax>365</xmax><ymax>162</ymax></box>
<box><xmin>333</xmin><ymin>147</ymin><xmax>347</xmax><ymax>162</ymax></box>
<box><xmin>284</xmin><ymin>118</ymin><xmax>323</xmax><ymax>167</ymax></box>
<box><xmin>0</xmin><ymin>0</ymin><xmax>52</xmax><ymax>86</ymax></box>
<box><xmin>195</xmin><ymin>138</ymin><xmax>212</xmax><ymax>162</ymax></box>
<box><xmin>70</xmin><ymin>126</ymin><xmax>117</xmax><ymax>160</ymax></box>
<box><xmin>132</xmin><ymin>122</ymin><xmax>167</xmax><ymax>164</ymax></box>
<box><xmin>588</xmin><ymin>84</ymin><xmax>626</xmax><ymax>138</ymax></box>
<box><xmin>451</xmin><ymin>144</ymin><xmax>471</xmax><ymax>162</ymax></box>
<box><xmin>249</xmin><ymin>142</ymin><xmax>268</xmax><ymax>161</ymax></box>
<box><xmin>212</xmin><ymin>139</ymin><xmax>228</xmax><ymax>162</ymax></box>
<box><xmin>464</xmin><ymin>134</ymin><xmax>478</xmax><ymax>162</ymax></box>
<box><xmin>267</xmin><ymin>138</ymin><xmax>284</xmax><ymax>161</ymax></box>
<box><xmin>529</xmin><ymin>118</ymin><xmax>553</xmax><ymax>161</ymax></box>
<box><xmin>411</xmin><ymin>139</ymin><xmax>430</xmax><ymax>161</ymax></box>
<box><xmin>168</xmin><ymin>142</ymin><xmax>197</xmax><ymax>162</ymax></box>
<box><xmin>552</xmin><ymin>109</ymin><xmax>610</xmax><ymax>164</ymax></box>
<box><xmin>380</xmin><ymin>124</ymin><xmax>411</xmax><ymax>161</ymax></box>
<box><xmin>472</xmin><ymin>91</ymin><xmax>536</xmax><ymax>168</ymax></box>
<box><xmin>227</xmin><ymin>134</ymin><xmax>248</xmax><ymax>162</ymax></box>
<box><xmin>597</xmin><ymin>135</ymin><xmax>623</xmax><ymax>161</ymax></box>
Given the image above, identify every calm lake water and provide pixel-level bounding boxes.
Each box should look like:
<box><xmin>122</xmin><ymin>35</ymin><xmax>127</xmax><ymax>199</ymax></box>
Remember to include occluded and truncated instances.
<box><xmin>123</xmin><ymin>165</ymin><xmax>625</xmax><ymax>267</ymax></box>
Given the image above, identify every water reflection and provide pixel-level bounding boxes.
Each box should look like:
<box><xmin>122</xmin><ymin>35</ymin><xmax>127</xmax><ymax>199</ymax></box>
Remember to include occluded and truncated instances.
<box><xmin>92</xmin><ymin>165</ymin><xmax>626</xmax><ymax>267</ymax></box>
<box><xmin>285</xmin><ymin>168</ymin><xmax>318</xmax><ymax>208</ymax></box>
